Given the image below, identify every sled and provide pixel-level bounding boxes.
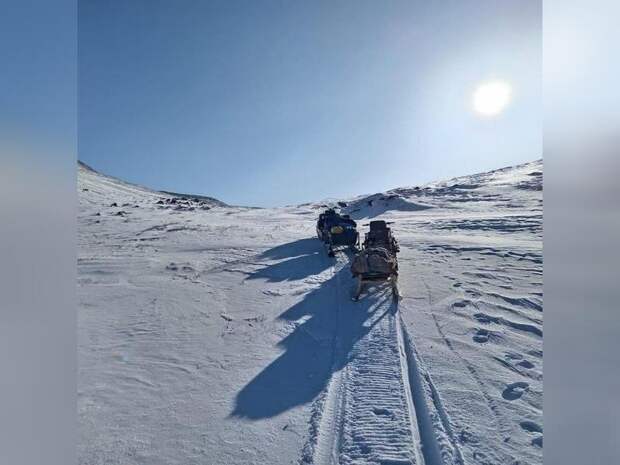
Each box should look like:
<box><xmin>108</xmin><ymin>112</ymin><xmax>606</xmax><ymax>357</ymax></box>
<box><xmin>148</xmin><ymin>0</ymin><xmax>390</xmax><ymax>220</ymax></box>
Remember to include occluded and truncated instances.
<box><xmin>350</xmin><ymin>246</ymin><xmax>400</xmax><ymax>301</ymax></box>
<box><xmin>352</xmin><ymin>272</ymin><xmax>400</xmax><ymax>301</ymax></box>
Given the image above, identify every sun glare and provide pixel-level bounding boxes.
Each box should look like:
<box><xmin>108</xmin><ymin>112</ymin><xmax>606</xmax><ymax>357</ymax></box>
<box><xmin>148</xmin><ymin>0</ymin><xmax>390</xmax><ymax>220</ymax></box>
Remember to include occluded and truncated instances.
<box><xmin>472</xmin><ymin>80</ymin><xmax>512</xmax><ymax>116</ymax></box>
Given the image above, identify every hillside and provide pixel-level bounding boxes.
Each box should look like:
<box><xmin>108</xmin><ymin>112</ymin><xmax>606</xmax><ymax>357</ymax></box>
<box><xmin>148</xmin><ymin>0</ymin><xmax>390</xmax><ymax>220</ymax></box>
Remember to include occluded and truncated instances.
<box><xmin>78</xmin><ymin>160</ymin><xmax>543</xmax><ymax>465</ymax></box>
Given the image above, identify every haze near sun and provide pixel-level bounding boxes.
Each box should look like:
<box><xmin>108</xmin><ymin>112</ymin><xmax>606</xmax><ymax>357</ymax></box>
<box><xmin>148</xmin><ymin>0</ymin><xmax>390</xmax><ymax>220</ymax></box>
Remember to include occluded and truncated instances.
<box><xmin>473</xmin><ymin>80</ymin><xmax>512</xmax><ymax>117</ymax></box>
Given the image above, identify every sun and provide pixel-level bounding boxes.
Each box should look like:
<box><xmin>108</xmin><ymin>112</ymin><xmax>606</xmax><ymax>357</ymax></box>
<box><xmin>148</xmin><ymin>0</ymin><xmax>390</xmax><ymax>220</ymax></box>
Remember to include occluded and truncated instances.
<box><xmin>472</xmin><ymin>80</ymin><xmax>512</xmax><ymax>116</ymax></box>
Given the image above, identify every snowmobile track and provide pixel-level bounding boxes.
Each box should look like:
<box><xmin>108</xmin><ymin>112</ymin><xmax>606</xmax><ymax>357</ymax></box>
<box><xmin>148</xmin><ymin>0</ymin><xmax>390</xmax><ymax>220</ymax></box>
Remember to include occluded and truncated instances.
<box><xmin>304</xmin><ymin>252</ymin><xmax>446</xmax><ymax>465</ymax></box>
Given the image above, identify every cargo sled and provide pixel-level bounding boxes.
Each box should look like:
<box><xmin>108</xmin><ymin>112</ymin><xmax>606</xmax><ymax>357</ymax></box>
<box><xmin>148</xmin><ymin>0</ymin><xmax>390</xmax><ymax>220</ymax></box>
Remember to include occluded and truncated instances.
<box><xmin>351</xmin><ymin>222</ymin><xmax>400</xmax><ymax>301</ymax></box>
<box><xmin>316</xmin><ymin>209</ymin><xmax>359</xmax><ymax>256</ymax></box>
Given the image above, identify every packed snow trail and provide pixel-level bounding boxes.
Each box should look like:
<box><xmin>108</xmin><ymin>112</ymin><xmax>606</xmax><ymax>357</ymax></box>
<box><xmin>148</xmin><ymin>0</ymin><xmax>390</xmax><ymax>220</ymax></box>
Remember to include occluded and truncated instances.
<box><xmin>338</xmin><ymin>296</ymin><xmax>421</xmax><ymax>465</ymax></box>
<box><xmin>305</xmin><ymin>253</ymin><xmax>429</xmax><ymax>465</ymax></box>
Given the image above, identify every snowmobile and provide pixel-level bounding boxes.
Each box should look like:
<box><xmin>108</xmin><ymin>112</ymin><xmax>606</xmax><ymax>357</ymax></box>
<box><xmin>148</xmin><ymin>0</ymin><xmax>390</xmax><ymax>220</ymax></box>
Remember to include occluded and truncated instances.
<box><xmin>316</xmin><ymin>209</ymin><xmax>359</xmax><ymax>257</ymax></box>
<box><xmin>351</xmin><ymin>222</ymin><xmax>400</xmax><ymax>301</ymax></box>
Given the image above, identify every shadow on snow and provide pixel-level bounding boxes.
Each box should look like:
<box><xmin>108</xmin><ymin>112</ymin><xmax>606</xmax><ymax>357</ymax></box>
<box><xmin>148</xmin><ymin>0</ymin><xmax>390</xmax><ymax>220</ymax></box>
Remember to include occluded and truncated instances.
<box><xmin>258</xmin><ymin>237</ymin><xmax>320</xmax><ymax>260</ymax></box>
<box><xmin>244</xmin><ymin>238</ymin><xmax>331</xmax><ymax>282</ymax></box>
<box><xmin>231</xmin><ymin>238</ymin><xmax>396</xmax><ymax>420</ymax></box>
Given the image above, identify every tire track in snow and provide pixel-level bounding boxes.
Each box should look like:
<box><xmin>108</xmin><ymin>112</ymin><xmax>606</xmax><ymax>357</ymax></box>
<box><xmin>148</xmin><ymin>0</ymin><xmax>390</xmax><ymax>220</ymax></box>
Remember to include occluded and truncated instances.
<box><xmin>398</xmin><ymin>316</ymin><xmax>464</xmax><ymax>465</ymax></box>
<box><xmin>337</xmin><ymin>298</ymin><xmax>422</xmax><ymax>465</ymax></box>
<box><xmin>303</xmin><ymin>253</ymin><xmax>447</xmax><ymax>465</ymax></box>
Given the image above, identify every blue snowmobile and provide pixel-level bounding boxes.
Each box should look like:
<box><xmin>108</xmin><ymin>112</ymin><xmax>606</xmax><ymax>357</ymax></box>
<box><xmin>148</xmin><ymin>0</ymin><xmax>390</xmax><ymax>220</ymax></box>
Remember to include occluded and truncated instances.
<box><xmin>316</xmin><ymin>209</ymin><xmax>359</xmax><ymax>257</ymax></box>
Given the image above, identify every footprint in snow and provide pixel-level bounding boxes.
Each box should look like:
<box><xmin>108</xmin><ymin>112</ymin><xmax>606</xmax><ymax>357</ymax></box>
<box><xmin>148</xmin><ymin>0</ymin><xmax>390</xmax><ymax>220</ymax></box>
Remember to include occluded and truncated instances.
<box><xmin>519</xmin><ymin>420</ymin><xmax>544</xmax><ymax>448</ymax></box>
<box><xmin>516</xmin><ymin>359</ymin><xmax>535</xmax><ymax>369</ymax></box>
<box><xmin>372</xmin><ymin>407</ymin><xmax>394</xmax><ymax>418</ymax></box>
<box><xmin>520</xmin><ymin>420</ymin><xmax>542</xmax><ymax>434</ymax></box>
<box><xmin>528</xmin><ymin>349</ymin><xmax>543</xmax><ymax>358</ymax></box>
<box><xmin>473</xmin><ymin>328</ymin><xmax>490</xmax><ymax>343</ymax></box>
<box><xmin>502</xmin><ymin>382</ymin><xmax>529</xmax><ymax>401</ymax></box>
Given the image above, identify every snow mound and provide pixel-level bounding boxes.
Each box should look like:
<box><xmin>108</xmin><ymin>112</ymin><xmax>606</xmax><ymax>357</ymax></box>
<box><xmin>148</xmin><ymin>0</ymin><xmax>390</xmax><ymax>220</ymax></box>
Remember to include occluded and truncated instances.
<box><xmin>343</xmin><ymin>193</ymin><xmax>433</xmax><ymax>219</ymax></box>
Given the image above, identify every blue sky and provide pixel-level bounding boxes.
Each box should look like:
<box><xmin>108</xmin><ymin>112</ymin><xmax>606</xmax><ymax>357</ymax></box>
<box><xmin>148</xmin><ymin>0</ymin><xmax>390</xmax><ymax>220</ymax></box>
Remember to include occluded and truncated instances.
<box><xmin>79</xmin><ymin>0</ymin><xmax>540</xmax><ymax>207</ymax></box>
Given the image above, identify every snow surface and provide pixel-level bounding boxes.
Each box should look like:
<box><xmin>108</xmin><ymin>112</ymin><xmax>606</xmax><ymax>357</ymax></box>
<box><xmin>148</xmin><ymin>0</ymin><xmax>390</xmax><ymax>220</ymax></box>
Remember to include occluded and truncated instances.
<box><xmin>78</xmin><ymin>160</ymin><xmax>543</xmax><ymax>465</ymax></box>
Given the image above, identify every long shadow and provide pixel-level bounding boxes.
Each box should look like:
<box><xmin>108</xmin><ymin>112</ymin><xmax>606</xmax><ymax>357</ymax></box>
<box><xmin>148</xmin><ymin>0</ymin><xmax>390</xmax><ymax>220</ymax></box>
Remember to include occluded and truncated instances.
<box><xmin>231</xmin><ymin>250</ymin><xmax>396</xmax><ymax>419</ymax></box>
<box><xmin>245</xmin><ymin>238</ymin><xmax>331</xmax><ymax>282</ymax></box>
<box><xmin>259</xmin><ymin>238</ymin><xmax>319</xmax><ymax>260</ymax></box>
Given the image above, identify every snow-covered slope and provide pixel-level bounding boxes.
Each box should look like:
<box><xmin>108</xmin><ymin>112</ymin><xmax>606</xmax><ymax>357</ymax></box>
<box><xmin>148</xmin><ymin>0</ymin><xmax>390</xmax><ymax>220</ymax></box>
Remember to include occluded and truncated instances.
<box><xmin>79</xmin><ymin>160</ymin><xmax>227</xmax><ymax>209</ymax></box>
<box><xmin>78</xmin><ymin>159</ymin><xmax>542</xmax><ymax>465</ymax></box>
<box><xmin>321</xmin><ymin>160</ymin><xmax>542</xmax><ymax>222</ymax></box>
